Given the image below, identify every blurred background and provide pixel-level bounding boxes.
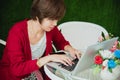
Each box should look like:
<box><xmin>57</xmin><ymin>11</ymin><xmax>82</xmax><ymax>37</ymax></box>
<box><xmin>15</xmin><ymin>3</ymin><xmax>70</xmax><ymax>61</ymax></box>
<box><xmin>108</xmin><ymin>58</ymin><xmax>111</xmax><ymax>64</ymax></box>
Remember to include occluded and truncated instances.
<box><xmin>0</xmin><ymin>0</ymin><xmax>120</xmax><ymax>58</ymax></box>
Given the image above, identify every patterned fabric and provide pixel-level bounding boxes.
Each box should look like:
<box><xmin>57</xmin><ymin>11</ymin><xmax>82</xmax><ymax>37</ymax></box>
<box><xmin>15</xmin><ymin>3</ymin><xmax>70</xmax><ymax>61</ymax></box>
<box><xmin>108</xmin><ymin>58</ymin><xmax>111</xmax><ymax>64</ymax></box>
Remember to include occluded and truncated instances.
<box><xmin>23</xmin><ymin>72</ymin><xmax>37</xmax><ymax>80</ymax></box>
<box><xmin>23</xmin><ymin>70</ymin><xmax>43</xmax><ymax>80</ymax></box>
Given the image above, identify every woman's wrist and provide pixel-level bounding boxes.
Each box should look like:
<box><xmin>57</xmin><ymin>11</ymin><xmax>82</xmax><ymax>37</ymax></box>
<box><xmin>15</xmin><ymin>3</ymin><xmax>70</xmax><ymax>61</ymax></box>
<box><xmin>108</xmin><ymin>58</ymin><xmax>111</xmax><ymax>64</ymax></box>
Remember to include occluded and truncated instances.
<box><xmin>64</xmin><ymin>45</ymin><xmax>73</xmax><ymax>52</ymax></box>
<box><xmin>36</xmin><ymin>55</ymin><xmax>51</xmax><ymax>67</ymax></box>
<box><xmin>37</xmin><ymin>59</ymin><xmax>41</xmax><ymax>67</ymax></box>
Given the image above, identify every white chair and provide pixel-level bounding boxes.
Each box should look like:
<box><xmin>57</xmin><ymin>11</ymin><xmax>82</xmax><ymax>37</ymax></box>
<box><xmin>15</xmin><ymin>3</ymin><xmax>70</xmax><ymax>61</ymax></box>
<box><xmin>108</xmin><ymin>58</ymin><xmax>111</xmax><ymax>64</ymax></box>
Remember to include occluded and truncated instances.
<box><xmin>44</xmin><ymin>21</ymin><xmax>109</xmax><ymax>80</ymax></box>
<box><xmin>0</xmin><ymin>39</ymin><xmax>6</xmax><ymax>46</ymax></box>
<box><xmin>58</xmin><ymin>21</ymin><xmax>108</xmax><ymax>50</ymax></box>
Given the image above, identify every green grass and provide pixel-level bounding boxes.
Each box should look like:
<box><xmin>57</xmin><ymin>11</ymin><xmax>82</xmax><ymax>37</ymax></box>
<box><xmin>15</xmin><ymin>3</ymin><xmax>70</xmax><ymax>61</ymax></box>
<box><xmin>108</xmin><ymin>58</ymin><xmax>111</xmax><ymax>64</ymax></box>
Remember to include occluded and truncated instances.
<box><xmin>60</xmin><ymin>0</ymin><xmax>120</xmax><ymax>37</ymax></box>
<box><xmin>0</xmin><ymin>0</ymin><xmax>120</xmax><ymax>58</ymax></box>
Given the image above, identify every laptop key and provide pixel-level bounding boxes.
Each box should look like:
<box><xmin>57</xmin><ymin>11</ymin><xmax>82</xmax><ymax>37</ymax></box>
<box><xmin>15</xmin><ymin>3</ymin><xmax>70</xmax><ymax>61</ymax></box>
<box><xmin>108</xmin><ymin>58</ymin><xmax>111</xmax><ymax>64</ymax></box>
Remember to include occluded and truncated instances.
<box><xmin>59</xmin><ymin>58</ymin><xmax>79</xmax><ymax>71</ymax></box>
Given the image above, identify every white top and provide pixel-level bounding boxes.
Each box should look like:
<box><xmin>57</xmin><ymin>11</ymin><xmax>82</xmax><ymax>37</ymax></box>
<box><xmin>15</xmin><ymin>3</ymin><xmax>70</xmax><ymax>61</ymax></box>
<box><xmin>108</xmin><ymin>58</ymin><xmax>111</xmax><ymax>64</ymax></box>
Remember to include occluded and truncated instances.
<box><xmin>30</xmin><ymin>33</ymin><xmax>46</xmax><ymax>60</ymax></box>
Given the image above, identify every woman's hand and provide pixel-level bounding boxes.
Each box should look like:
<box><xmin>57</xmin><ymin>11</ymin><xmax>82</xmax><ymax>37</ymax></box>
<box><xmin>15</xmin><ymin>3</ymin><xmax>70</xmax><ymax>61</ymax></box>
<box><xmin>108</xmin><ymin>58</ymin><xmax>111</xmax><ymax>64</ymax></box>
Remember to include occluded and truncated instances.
<box><xmin>37</xmin><ymin>54</ymin><xmax>73</xmax><ymax>67</ymax></box>
<box><xmin>64</xmin><ymin>45</ymin><xmax>81</xmax><ymax>59</ymax></box>
<box><xmin>49</xmin><ymin>54</ymin><xmax>73</xmax><ymax>66</ymax></box>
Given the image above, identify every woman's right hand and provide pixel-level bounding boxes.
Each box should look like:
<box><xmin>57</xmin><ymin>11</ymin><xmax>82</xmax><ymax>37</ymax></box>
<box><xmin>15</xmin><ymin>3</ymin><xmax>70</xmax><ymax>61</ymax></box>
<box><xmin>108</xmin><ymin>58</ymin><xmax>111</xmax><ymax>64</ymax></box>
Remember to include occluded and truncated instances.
<box><xmin>37</xmin><ymin>54</ymin><xmax>73</xmax><ymax>67</ymax></box>
<box><xmin>49</xmin><ymin>54</ymin><xmax>73</xmax><ymax>66</ymax></box>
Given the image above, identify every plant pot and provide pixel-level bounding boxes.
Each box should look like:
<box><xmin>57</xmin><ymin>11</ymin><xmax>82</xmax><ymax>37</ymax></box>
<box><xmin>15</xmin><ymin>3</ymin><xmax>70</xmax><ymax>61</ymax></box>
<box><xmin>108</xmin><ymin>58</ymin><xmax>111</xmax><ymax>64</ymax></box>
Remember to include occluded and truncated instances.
<box><xmin>100</xmin><ymin>66</ymin><xmax>120</xmax><ymax>80</ymax></box>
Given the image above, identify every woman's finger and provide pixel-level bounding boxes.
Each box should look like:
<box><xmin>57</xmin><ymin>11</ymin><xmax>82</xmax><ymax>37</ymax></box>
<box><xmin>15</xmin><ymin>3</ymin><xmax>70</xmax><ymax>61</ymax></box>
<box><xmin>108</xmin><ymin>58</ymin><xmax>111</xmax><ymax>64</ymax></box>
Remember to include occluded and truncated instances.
<box><xmin>60</xmin><ymin>61</ymin><xmax>69</xmax><ymax>66</ymax></box>
<box><xmin>75</xmin><ymin>50</ymin><xmax>81</xmax><ymax>59</ymax></box>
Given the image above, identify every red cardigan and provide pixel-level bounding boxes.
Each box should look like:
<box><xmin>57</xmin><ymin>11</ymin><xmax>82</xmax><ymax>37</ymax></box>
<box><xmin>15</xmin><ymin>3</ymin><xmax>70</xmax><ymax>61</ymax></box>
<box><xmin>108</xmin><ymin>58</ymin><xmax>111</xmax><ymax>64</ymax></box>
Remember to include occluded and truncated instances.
<box><xmin>0</xmin><ymin>19</ymin><xmax>69</xmax><ymax>80</ymax></box>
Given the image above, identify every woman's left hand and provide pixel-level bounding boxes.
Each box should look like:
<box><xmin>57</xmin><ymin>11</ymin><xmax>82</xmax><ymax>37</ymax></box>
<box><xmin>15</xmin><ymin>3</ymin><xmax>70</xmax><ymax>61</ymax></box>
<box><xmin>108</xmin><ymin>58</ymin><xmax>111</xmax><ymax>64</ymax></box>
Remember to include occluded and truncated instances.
<box><xmin>64</xmin><ymin>45</ymin><xmax>81</xmax><ymax>59</ymax></box>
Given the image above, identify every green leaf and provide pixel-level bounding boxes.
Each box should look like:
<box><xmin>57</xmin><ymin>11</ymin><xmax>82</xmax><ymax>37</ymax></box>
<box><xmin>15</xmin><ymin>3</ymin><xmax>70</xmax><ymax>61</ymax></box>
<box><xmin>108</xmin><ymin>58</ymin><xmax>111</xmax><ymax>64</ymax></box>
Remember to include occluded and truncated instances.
<box><xmin>102</xmin><ymin>32</ymin><xmax>105</xmax><ymax>40</ymax></box>
<box><xmin>117</xmin><ymin>41</ymin><xmax>120</xmax><ymax>49</ymax></box>
<box><xmin>115</xmin><ymin>60</ymin><xmax>120</xmax><ymax>65</ymax></box>
<box><xmin>108</xmin><ymin>68</ymin><xmax>112</xmax><ymax>73</ymax></box>
<box><xmin>93</xmin><ymin>65</ymin><xmax>101</xmax><ymax>75</ymax></box>
<box><xmin>108</xmin><ymin>33</ymin><xmax>114</xmax><ymax>38</ymax></box>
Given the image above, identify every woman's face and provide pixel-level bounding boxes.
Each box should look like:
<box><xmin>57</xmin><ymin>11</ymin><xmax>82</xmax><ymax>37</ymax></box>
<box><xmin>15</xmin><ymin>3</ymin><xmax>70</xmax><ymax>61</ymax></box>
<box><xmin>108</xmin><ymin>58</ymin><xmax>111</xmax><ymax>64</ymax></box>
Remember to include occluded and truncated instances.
<box><xmin>40</xmin><ymin>18</ymin><xmax>58</xmax><ymax>31</ymax></box>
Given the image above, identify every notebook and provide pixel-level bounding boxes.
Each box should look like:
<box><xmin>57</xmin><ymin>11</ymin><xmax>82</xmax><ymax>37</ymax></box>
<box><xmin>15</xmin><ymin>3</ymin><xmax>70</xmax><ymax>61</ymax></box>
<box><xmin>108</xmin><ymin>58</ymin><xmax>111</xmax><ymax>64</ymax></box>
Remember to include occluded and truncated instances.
<box><xmin>46</xmin><ymin>37</ymin><xmax>118</xmax><ymax>76</ymax></box>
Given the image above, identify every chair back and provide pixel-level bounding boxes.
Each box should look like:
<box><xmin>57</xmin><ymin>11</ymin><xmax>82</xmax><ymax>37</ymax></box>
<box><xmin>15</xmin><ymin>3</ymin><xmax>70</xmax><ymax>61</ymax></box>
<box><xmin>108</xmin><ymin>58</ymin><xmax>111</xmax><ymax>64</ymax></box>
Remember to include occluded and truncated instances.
<box><xmin>58</xmin><ymin>21</ymin><xmax>108</xmax><ymax>50</ymax></box>
<box><xmin>0</xmin><ymin>39</ymin><xmax>6</xmax><ymax>45</ymax></box>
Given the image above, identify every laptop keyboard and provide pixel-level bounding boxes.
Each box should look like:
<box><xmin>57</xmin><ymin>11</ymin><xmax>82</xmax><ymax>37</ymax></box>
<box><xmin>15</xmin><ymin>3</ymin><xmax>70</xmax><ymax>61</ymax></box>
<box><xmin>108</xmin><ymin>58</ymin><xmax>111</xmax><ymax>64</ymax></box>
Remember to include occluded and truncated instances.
<box><xmin>59</xmin><ymin>58</ymin><xmax>79</xmax><ymax>71</ymax></box>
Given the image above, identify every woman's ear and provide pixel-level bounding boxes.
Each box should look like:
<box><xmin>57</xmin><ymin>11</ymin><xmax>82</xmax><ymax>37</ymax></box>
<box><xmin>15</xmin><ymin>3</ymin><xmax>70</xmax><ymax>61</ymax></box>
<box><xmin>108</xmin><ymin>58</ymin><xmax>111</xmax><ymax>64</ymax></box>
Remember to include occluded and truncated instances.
<box><xmin>36</xmin><ymin>16</ymin><xmax>41</xmax><ymax>23</ymax></box>
<box><xmin>36</xmin><ymin>16</ymin><xmax>39</xmax><ymax>21</ymax></box>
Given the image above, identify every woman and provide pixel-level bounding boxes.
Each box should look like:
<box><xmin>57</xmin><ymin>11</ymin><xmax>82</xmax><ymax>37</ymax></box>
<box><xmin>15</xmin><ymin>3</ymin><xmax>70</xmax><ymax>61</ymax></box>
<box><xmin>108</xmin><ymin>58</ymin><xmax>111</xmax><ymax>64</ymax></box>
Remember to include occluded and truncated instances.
<box><xmin>0</xmin><ymin>0</ymin><xmax>80</xmax><ymax>80</ymax></box>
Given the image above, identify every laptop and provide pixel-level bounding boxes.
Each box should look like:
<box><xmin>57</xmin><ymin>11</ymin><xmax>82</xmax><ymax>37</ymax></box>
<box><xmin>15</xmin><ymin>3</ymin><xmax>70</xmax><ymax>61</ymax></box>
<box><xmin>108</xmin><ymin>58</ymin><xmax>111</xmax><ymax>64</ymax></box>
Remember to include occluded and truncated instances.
<box><xmin>46</xmin><ymin>37</ymin><xmax>118</xmax><ymax>76</ymax></box>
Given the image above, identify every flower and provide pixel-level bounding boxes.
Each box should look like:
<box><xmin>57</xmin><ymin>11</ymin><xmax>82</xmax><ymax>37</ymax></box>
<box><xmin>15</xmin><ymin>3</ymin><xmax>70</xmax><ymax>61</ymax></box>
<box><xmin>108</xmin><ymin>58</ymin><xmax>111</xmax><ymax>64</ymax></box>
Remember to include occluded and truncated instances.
<box><xmin>99</xmin><ymin>50</ymin><xmax>113</xmax><ymax>59</ymax></box>
<box><xmin>94</xmin><ymin>55</ymin><xmax>103</xmax><ymax>65</ymax></box>
<box><xmin>108</xmin><ymin>59</ymin><xmax>116</xmax><ymax>68</ymax></box>
<box><xmin>93</xmin><ymin>49</ymin><xmax>120</xmax><ymax>73</ymax></box>
<box><xmin>114</xmin><ymin>50</ymin><xmax>120</xmax><ymax>58</ymax></box>
<box><xmin>93</xmin><ymin>32</ymin><xmax>120</xmax><ymax>73</ymax></box>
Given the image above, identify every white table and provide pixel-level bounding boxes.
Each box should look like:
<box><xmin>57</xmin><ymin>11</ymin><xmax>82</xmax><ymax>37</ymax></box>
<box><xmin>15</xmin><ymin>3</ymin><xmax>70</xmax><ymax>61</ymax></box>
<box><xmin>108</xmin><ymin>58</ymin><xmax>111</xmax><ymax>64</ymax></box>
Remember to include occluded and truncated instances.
<box><xmin>44</xmin><ymin>64</ymin><xmax>120</xmax><ymax>80</ymax></box>
<box><xmin>44</xmin><ymin>65</ymin><xmax>102</xmax><ymax>80</ymax></box>
<box><xmin>44</xmin><ymin>65</ymin><xmax>63</xmax><ymax>80</ymax></box>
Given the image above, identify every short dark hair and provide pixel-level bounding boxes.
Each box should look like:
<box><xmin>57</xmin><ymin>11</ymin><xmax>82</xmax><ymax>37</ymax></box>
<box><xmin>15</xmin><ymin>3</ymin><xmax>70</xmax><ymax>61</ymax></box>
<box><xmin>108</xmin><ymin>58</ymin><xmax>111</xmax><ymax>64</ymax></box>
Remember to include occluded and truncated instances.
<box><xmin>30</xmin><ymin>0</ymin><xmax>66</xmax><ymax>23</ymax></box>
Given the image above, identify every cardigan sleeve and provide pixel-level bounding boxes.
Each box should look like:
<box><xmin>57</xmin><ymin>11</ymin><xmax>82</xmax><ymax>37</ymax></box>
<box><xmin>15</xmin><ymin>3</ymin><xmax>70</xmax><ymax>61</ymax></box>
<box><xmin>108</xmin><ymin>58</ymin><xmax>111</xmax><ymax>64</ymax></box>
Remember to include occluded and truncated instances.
<box><xmin>5</xmin><ymin>27</ymin><xmax>39</xmax><ymax>77</ymax></box>
<box><xmin>51</xmin><ymin>27</ymin><xmax>70</xmax><ymax>50</ymax></box>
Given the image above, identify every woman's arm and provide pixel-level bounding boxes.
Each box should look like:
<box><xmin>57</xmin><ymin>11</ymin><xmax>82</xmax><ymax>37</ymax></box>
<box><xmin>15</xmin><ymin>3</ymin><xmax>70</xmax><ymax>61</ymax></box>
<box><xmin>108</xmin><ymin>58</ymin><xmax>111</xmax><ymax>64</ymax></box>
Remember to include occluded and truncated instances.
<box><xmin>51</xmin><ymin>27</ymin><xmax>70</xmax><ymax>50</ymax></box>
<box><xmin>36</xmin><ymin>45</ymin><xmax>81</xmax><ymax>67</ymax></box>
